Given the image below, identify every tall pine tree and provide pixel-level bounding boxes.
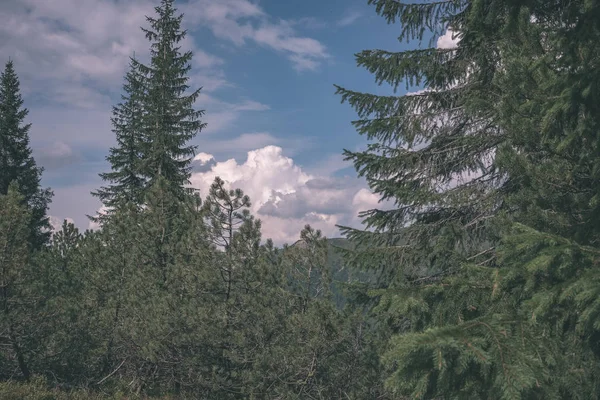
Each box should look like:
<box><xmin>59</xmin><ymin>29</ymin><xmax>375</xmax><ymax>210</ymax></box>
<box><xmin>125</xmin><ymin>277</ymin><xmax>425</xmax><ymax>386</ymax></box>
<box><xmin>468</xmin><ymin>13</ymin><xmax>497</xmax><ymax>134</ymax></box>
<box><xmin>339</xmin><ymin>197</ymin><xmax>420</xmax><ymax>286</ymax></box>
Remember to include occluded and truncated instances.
<box><xmin>95</xmin><ymin>0</ymin><xmax>206</xmax><ymax>212</ymax></box>
<box><xmin>0</xmin><ymin>60</ymin><xmax>52</xmax><ymax>248</ymax></box>
<box><xmin>138</xmin><ymin>0</ymin><xmax>206</xmax><ymax>199</ymax></box>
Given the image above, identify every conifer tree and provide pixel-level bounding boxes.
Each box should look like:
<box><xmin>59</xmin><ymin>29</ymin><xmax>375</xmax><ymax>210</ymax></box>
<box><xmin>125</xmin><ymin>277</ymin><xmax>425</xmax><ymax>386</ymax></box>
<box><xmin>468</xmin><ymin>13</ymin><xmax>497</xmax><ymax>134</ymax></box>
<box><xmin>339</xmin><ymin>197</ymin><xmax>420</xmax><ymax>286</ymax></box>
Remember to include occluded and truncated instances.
<box><xmin>286</xmin><ymin>225</ymin><xmax>331</xmax><ymax>313</ymax></box>
<box><xmin>0</xmin><ymin>61</ymin><xmax>52</xmax><ymax>248</ymax></box>
<box><xmin>93</xmin><ymin>58</ymin><xmax>147</xmax><ymax>211</ymax></box>
<box><xmin>0</xmin><ymin>183</ymin><xmax>32</xmax><ymax>379</ymax></box>
<box><xmin>36</xmin><ymin>222</ymin><xmax>95</xmax><ymax>385</ymax></box>
<box><xmin>95</xmin><ymin>0</ymin><xmax>205</xmax><ymax>212</ymax></box>
<box><xmin>202</xmin><ymin>177</ymin><xmax>253</xmax><ymax>302</ymax></box>
<box><xmin>338</xmin><ymin>0</ymin><xmax>600</xmax><ymax>398</ymax></box>
<box><xmin>138</xmin><ymin>0</ymin><xmax>206</xmax><ymax>199</ymax></box>
<box><xmin>255</xmin><ymin>226</ymin><xmax>386</xmax><ymax>399</ymax></box>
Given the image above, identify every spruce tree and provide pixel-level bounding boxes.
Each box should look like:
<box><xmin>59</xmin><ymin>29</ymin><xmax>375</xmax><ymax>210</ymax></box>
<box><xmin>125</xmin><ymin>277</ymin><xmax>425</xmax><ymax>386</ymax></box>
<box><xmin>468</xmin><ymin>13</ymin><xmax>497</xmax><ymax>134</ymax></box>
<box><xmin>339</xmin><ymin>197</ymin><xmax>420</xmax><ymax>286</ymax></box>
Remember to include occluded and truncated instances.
<box><xmin>95</xmin><ymin>0</ymin><xmax>206</xmax><ymax>212</ymax></box>
<box><xmin>138</xmin><ymin>0</ymin><xmax>206</xmax><ymax>199</ymax></box>
<box><xmin>93</xmin><ymin>58</ymin><xmax>147</xmax><ymax>212</ymax></box>
<box><xmin>0</xmin><ymin>60</ymin><xmax>52</xmax><ymax>248</ymax></box>
<box><xmin>338</xmin><ymin>0</ymin><xmax>600</xmax><ymax>398</ymax></box>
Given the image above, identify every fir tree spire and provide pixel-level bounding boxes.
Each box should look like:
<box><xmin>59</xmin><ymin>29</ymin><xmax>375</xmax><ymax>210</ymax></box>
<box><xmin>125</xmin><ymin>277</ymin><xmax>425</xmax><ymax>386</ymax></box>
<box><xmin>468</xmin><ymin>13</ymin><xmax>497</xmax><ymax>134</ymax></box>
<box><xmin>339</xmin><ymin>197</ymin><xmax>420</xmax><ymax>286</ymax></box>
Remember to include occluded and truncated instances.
<box><xmin>138</xmin><ymin>0</ymin><xmax>206</xmax><ymax>199</ymax></box>
<box><xmin>0</xmin><ymin>60</ymin><xmax>52</xmax><ymax>248</ymax></box>
<box><xmin>94</xmin><ymin>0</ymin><xmax>206</xmax><ymax>213</ymax></box>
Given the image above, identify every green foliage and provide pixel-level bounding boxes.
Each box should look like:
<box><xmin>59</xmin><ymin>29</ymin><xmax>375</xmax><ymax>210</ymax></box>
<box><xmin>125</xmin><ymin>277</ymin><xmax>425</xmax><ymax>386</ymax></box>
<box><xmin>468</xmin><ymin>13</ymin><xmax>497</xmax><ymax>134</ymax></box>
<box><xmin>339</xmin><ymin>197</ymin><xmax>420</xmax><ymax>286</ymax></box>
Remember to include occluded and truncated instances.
<box><xmin>0</xmin><ymin>61</ymin><xmax>52</xmax><ymax>248</ymax></box>
<box><xmin>0</xmin><ymin>183</ymin><xmax>33</xmax><ymax>379</ymax></box>
<box><xmin>0</xmin><ymin>376</ymin><xmax>168</xmax><ymax>399</ymax></box>
<box><xmin>93</xmin><ymin>58</ymin><xmax>147</xmax><ymax>211</ymax></box>
<box><xmin>95</xmin><ymin>0</ymin><xmax>206</xmax><ymax>214</ymax></box>
<box><xmin>137</xmin><ymin>0</ymin><xmax>206</xmax><ymax>198</ymax></box>
<box><xmin>2</xmin><ymin>0</ymin><xmax>382</xmax><ymax>394</ymax></box>
<box><xmin>338</xmin><ymin>0</ymin><xmax>600</xmax><ymax>399</ymax></box>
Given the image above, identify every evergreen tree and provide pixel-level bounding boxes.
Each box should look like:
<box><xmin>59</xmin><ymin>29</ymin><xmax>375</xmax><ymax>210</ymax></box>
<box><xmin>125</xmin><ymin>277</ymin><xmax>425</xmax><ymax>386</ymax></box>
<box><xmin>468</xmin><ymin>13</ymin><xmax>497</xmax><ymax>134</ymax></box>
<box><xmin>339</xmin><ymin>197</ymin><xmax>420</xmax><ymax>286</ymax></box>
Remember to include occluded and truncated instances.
<box><xmin>94</xmin><ymin>0</ymin><xmax>205</xmax><ymax>212</ymax></box>
<box><xmin>93</xmin><ymin>58</ymin><xmax>147</xmax><ymax>212</ymax></box>
<box><xmin>338</xmin><ymin>0</ymin><xmax>600</xmax><ymax>398</ymax></box>
<box><xmin>0</xmin><ymin>60</ymin><xmax>52</xmax><ymax>248</ymax></box>
<box><xmin>0</xmin><ymin>183</ymin><xmax>32</xmax><ymax>379</ymax></box>
<box><xmin>138</xmin><ymin>0</ymin><xmax>206</xmax><ymax>199</ymax></box>
<box><xmin>258</xmin><ymin>226</ymin><xmax>386</xmax><ymax>399</ymax></box>
<box><xmin>35</xmin><ymin>222</ymin><xmax>95</xmax><ymax>385</ymax></box>
<box><xmin>286</xmin><ymin>225</ymin><xmax>332</xmax><ymax>313</ymax></box>
<box><xmin>202</xmin><ymin>177</ymin><xmax>252</xmax><ymax>302</ymax></box>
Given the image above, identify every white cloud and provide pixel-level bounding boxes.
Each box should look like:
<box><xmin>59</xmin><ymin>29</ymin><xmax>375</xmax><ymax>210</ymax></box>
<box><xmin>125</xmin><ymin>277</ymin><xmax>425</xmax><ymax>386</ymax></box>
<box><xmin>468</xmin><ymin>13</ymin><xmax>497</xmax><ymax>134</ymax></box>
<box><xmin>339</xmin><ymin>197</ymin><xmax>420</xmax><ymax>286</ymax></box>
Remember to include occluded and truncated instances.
<box><xmin>0</xmin><ymin>0</ymin><xmax>311</xmax><ymax>155</ymax></box>
<box><xmin>0</xmin><ymin>1</ymin><xmax>343</xmax><ymax>243</ymax></box>
<box><xmin>0</xmin><ymin>0</ymin><xmax>228</xmax><ymax>112</ymax></box>
<box><xmin>437</xmin><ymin>28</ymin><xmax>460</xmax><ymax>49</ymax></box>
<box><xmin>193</xmin><ymin>152</ymin><xmax>216</xmax><ymax>164</ymax></box>
<box><xmin>189</xmin><ymin>146</ymin><xmax>381</xmax><ymax>244</ymax></box>
<box><xmin>88</xmin><ymin>205</ymin><xmax>110</xmax><ymax>231</ymax></box>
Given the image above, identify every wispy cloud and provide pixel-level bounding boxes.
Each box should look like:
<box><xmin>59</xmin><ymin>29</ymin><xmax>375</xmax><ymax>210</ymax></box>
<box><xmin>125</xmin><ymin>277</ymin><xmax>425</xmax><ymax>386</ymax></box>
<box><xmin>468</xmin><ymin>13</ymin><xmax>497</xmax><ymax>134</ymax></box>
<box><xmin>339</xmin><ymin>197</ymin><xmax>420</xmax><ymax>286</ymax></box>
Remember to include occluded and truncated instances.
<box><xmin>0</xmin><ymin>0</ymin><xmax>228</xmax><ymax>111</ymax></box>
<box><xmin>337</xmin><ymin>10</ymin><xmax>362</xmax><ymax>27</ymax></box>
<box><xmin>34</xmin><ymin>141</ymin><xmax>81</xmax><ymax>170</ymax></box>
<box><xmin>183</xmin><ymin>0</ymin><xmax>330</xmax><ymax>71</ymax></box>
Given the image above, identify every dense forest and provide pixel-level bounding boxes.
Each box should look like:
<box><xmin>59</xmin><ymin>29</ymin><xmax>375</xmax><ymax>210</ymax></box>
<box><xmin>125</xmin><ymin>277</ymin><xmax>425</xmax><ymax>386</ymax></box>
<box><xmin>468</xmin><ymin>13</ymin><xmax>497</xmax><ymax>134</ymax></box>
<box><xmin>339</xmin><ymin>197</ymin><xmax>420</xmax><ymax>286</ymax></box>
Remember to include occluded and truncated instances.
<box><xmin>1</xmin><ymin>0</ymin><xmax>600</xmax><ymax>398</ymax></box>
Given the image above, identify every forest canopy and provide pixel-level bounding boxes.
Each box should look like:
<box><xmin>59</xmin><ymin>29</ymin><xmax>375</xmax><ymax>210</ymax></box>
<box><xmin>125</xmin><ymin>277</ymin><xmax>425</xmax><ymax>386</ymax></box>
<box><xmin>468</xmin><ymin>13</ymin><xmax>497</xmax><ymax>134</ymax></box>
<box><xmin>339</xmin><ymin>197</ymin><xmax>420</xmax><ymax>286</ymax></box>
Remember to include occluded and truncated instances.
<box><xmin>1</xmin><ymin>0</ymin><xmax>600</xmax><ymax>399</ymax></box>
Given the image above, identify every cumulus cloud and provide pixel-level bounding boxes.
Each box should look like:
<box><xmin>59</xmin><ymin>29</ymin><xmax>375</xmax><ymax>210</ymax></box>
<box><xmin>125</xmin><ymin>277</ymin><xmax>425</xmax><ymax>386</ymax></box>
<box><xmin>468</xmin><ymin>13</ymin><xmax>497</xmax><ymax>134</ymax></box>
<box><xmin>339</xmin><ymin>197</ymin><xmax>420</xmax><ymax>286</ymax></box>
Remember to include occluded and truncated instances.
<box><xmin>189</xmin><ymin>146</ymin><xmax>382</xmax><ymax>245</ymax></box>
<box><xmin>437</xmin><ymin>28</ymin><xmax>460</xmax><ymax>49</ymax></box>
<box><xmin>0</xmin><ymin>1</ymin><xmax>345</xmax><ymax>243</ymax></box>
<box><xmin>81</xmin><ymin>145</ymin><xmax>385</xmax><ymax>245</ymax></box>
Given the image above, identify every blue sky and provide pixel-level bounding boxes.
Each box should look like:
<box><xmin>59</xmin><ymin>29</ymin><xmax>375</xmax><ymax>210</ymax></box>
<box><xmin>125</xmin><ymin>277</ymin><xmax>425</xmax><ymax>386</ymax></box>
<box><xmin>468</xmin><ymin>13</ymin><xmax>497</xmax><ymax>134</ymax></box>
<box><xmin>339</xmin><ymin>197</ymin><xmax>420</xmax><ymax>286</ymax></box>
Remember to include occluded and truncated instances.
<box><xmin>0</xmin><ymin>0</ymin><xmax>454</xmax><ymax>243</ymax></box>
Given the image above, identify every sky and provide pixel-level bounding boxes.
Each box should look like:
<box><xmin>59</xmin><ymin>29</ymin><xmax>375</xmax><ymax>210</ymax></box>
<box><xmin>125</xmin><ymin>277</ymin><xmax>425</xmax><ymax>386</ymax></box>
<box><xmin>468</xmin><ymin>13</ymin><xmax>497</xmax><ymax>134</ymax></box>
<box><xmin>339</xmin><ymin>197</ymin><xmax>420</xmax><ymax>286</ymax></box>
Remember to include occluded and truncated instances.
<box><xmin>0</xmin><ymin>0</ymin><xmax>456</xmax><ymax>245</ymax></box>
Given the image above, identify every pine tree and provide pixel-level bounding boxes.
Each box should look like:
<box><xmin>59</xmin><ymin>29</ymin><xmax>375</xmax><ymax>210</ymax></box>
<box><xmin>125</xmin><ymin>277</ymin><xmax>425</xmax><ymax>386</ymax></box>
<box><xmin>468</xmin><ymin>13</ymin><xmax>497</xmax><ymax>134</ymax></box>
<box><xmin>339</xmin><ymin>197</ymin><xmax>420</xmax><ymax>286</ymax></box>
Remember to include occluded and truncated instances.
<box><xmin>286</xmin><ymin>225</ymin><xmax>332</xmax><ymax>313</ymax></box>
<box><xmin>0</xmin><ymin>60</ymin><xmax>52</xmax><ymax>248</ymax></box>
<box><xmin>251</xmin><ymin>226</ymin><xmax>386</xmax><ymax>399</ymax></box>
<box><xmin>36</xmin><ymin>221</ymin><xmax>95</xmax><ymax>385</ymax></box>
<box><xmin>93</xmin><ymin>58</ymin><xmax>147</xmax><ymax>212</ymax></box>
<box><xmin>337</xmin><ymin>0</ymin><xmax>600</xmax><ymax>398</ymax></box>
<box><xmin>138</xmin><ymin>0</ymin><xmax>206</xmax><ymax>199</ymax></box>
<box><xmin>0</xmin><ymin>183</ymin><xmax>32</xmax><ymax>379</ymax></box>
<box><xmin>202</xmin><ymin>177</ymin><xmax>253</xmax><ymax>302</ymax></box>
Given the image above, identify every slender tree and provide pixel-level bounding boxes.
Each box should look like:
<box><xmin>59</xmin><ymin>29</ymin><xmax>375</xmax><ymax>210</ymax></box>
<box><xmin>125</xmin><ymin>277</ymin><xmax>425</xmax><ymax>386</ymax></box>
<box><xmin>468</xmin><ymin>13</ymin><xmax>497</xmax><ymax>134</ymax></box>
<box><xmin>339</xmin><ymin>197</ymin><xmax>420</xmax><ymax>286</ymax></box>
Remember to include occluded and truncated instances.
<box><xmin>93</xmin><ymin>58</ymin><xmax>147</xmax><ymax>212</ymax></box>
<box><xmin>202</xmin><ymin>177</ymin><xmax>252</xmax><ymax>302</ymax></box>
<box><xmin>0</xmin><ymin>60</ymin><xmax>52</xmax><ymax>248</ymax></box>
